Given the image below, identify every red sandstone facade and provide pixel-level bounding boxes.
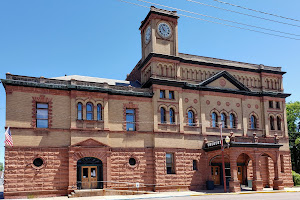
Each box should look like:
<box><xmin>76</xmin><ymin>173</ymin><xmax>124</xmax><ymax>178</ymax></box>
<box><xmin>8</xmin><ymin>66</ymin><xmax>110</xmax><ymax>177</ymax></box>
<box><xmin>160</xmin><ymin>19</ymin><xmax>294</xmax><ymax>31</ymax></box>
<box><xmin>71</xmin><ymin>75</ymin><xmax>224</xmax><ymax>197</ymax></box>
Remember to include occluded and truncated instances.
<box><xmin>2</xmin><ymin>6</ymin><xmax>293</xmax><ymax>199</ymax></box>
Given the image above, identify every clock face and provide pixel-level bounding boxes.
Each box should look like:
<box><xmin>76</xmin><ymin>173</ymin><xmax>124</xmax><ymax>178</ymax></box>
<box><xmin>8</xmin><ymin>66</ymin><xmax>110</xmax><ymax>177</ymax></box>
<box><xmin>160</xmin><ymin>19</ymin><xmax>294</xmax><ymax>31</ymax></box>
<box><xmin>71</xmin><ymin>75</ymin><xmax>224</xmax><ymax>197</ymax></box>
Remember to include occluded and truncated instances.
<box><xmin>145</xmin><ymin>26</ymin><xmax>151</xmax><ymax>44</ymax></box>
<box><xmin>158</xmin><ymin>22</ymin><xmax>171</xmax><ymax>38</ymax></box>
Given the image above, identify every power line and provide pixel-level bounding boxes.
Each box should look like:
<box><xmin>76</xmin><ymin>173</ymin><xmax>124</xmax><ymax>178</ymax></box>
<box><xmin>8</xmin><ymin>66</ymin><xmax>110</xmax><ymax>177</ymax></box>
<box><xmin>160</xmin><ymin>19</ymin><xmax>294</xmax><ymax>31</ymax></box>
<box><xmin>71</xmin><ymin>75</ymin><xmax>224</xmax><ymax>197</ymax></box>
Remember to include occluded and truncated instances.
<box><xmin>130</xmin><ymin>0</ymin><xmax>300</xmax><ymax>40</ymax></box>
<box><xmin>209</xmin><ymin>0</ymin><xmax>300</xmax><ymax>23</ymax></box>
<box><xmin>187</xmin><ymin>0</ymin><xmax>300</xmax><ymax>28</ymax></box>
<box><xmin>179</xmin><ymin>13</ymin><xmax>300</xmax><ymax>41</ymax></box>
<box><xmin>137</xmin><ymin>0</ymin><xmax>300</xmax><ymax>37</ymax></box>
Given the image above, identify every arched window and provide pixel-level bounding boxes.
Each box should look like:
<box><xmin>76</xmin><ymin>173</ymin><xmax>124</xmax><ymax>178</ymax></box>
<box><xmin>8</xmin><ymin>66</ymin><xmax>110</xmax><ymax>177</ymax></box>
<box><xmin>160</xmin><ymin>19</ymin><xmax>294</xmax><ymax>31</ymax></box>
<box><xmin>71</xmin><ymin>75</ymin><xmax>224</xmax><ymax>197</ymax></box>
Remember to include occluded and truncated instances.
<box><xmin>97</xmin><ymin>104</ymin><xmax>102</xmax><ymax>121</ymax></box>
<box><xmin>161</xmin><ymin>107</ymin><xmax>166</xmax><ymax>123</ymax></box>
<box><xmin>277</xmin><ymin>116</ymin><xmax>281</xmax><ymax>130</ymax></box>
<box><xmin>188</xmin><ymin>110</ymin><xmax>195</xmax><ymax>126</ymax></box>
<box><xmin>221</xmin><ymin>113</ymin><xmax>227</xmax><ymax>128</ymax></box>
<box><xmin>270</xmin><ymin>116</ymin><xmax>275</xmax><ymax>130</ymax></box>
<box><xmin>77</xmin><ymin>103</ymin><xmax>83</xmax><ymax>120</ymax></box>
<box><xmin>170</xmin><ymin>108</ymin><xmax>175</xmax><ymax>124</ymax></box>
<box><xmin>230</xmin><ymin>113</ymin><xmax>236</xmax><ymax>128</ymax></box>
<box><xmin>86</xmin><ymin>103</ymin><xmax>94</xmax><ymax>120</ymax></box>
<box><xmin>212</xmin><ymin>112</ymin><xmax>218</xmax><ymax>128</ymax></box>
<box><xmin>250</xmin><ymin>115</ymin><xmax>257</xmax><ymax>129</ymax></box>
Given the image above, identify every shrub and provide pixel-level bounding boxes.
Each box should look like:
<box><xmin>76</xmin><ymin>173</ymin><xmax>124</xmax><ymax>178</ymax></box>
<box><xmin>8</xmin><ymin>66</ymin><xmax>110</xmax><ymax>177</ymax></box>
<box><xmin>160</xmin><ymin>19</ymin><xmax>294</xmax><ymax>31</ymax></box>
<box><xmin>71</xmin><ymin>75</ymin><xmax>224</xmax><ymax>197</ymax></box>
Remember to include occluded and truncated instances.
<box><xmin>292</xmin><ymin>171</ymin><xmax>300</xmax><ymax>186</ymax></box>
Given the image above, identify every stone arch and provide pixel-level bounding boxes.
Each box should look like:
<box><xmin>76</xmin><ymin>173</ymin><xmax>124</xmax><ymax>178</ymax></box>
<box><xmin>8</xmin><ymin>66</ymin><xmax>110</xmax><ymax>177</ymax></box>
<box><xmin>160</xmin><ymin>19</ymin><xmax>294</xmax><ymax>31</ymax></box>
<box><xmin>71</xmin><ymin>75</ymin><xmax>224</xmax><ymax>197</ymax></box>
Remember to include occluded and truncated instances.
<box><xmin>210</xmin><ymin>108</ymin><xmax>220</xmax><ymax>116</ymax></box>
<box><xmin>229</xmin><ymin>110</ymin><xmax>238</xmax><ymax>129</ymax></box>
<box><xmin>258</xmin><ymin>151</ymin><xmax>276</xmax><ymax>163</ymax></box>
<box><xmin>168</xmin><ymin>105</ymin><xmax>178</xmax><ymax>112</ymax></box>
<box><xmin>158</xmin><ymin>105</ymin><xmax>168</xmax><ymax>123</ymax></box>
<box><xmin>209</xmin><ymin>154</ymin><xmax>230</xmax><ymax>166</ymax></box>
<box><xmin>189</xmin><ymin>69</ymin><xmax>193</xmax><ymax>80</ymax></box>
<box><xmin>210</xmin><ymin>109</ymin><xmax>220</xmax><ymax>128</ymax></box>
<box><xmin>268</xmin><ymin>114</ymin><xmax>276</xmax><ymax>131</ymax></box>
<box><xmin>259</xmin><ymin>152</ymin><xmax>276</xmax><ymax>188</ymax></box>
<box><xmin>68</xmin><ymin>149</ymin><xmax>109</xmax><ymax>190</ymax></box>
<box><xmin>157</xmin><ymin>63</ymin><xmax>162</xmax><ymax>76</ymax></box>
<box><xmin>235</xmin><ymin>153</ymin><xmax>255</xmax><ymax>186</ymax></box>
<box><xmin>77</xmin><ymin>157</ymin><xmax>103</xmax><ymax>189</ymax></box>
<box><xmin>186</xmin><ymin>106</ymin><xmax>198</xmax><ymax>125</ymax></box>
<box><xmin>249</xmin><ymin>111</ymin><xmax>259</xmax><ymax>129</ymax></box>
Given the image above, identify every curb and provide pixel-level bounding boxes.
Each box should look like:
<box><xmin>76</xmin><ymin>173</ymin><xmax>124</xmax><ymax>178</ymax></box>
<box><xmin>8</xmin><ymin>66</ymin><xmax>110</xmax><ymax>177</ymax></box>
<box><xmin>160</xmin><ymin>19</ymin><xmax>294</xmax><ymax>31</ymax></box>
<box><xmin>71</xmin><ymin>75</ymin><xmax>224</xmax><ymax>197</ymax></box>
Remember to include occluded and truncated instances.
<box><xmin>108</xmin><ymin>189</ymin><xmax>300</xmax><ymax>200</ymax></box>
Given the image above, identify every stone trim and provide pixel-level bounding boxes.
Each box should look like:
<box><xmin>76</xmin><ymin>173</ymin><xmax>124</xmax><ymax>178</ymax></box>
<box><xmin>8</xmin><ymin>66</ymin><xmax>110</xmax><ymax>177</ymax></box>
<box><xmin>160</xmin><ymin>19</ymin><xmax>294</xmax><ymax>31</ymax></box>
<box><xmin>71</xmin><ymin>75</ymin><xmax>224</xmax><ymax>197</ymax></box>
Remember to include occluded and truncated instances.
<box><xmin>31</xmin><ymin>95</ymin><xmax>53</xmax><ymax>128</ymax></box>
<box><xmin>123</xmin><ymin>102</ymin><xmax>139</xmax><ymax>131</ymax></box>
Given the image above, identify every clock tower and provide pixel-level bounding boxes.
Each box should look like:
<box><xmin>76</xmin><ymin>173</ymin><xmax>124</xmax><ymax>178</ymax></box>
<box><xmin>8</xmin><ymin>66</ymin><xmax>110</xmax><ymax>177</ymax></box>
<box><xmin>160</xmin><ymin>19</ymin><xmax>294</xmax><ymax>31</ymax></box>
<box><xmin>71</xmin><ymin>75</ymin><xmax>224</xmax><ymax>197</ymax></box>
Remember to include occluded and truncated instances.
<box><xmin>140</xmin><ymin>6</ymin><xmax>179</xmax><ymax>61</ymax></box>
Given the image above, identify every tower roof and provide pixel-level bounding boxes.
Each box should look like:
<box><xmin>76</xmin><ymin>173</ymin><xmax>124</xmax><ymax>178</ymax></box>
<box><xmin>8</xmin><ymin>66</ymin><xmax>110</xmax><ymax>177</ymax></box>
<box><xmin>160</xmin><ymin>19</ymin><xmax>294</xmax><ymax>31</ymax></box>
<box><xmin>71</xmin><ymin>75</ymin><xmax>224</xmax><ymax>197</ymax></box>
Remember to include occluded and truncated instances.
<box><xmin>140</xmin><ymin>6</ymin><xmax>179</xmax><ymax>30</ymax></box>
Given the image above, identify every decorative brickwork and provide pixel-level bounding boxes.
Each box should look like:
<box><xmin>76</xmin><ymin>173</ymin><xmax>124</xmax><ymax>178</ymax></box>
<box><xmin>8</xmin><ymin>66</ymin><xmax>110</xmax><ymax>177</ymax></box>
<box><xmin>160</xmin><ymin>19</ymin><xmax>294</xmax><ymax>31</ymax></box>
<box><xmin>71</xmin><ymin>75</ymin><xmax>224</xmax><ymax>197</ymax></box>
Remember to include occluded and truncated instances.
<box><xmin>31</xmin><ymin>95</ymin><xmax>53</xmax><ymax>128</ymax></box>
<box><xmin>123</xmin><ymin>102</ymin><xmax>139</xmax><ymax>131</ymax></box>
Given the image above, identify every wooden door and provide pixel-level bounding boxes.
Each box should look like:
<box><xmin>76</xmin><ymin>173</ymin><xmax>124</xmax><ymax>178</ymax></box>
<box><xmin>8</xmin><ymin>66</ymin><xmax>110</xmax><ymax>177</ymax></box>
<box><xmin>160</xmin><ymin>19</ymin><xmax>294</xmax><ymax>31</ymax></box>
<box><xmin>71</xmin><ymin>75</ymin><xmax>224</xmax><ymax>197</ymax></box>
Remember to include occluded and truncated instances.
<box><xmin>211</xmin><ymin>166</ymin><xmax>220</xmax><ymax>185</ymax></box>
<box><xmin>90</xmin><ymin>167</ymin><xmax>97</xmax><ymax>189</ymax></box>
<box><xmin>81</xmin><ymin>166</ymin><xmax>98</xmax><ymax>189</ymax></box>
<box><xmin>237</xmin><ymin>166</ymin><xmax>243</xmax><ymax>184</ymax></box>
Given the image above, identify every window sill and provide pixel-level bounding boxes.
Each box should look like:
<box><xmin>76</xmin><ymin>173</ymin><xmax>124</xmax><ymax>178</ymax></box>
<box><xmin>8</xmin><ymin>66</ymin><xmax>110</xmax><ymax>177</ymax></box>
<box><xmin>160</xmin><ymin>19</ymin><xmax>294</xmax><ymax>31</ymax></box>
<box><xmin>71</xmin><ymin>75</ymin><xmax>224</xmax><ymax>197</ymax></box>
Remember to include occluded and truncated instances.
<box><xmin>159</xmin><ymin>123</ymin><xmax>179</xmax><ymax>126</ymax></box>
<box><xmin>76</xmin><ymin>119</ymin><xmax>104</xmax><ymax>123</ymax></box>
<box><xmin>76</xmin><ymin>120</ymin><xmax>104</xmax><ymax>129</ymax></box>
<box><xmin>158</xmin><ymin>98</ymin><xmax>176</xmax><ymax>101</ymax></box>
<box><xmin>184</xmin><ymin>125</ymin><xmax>200</xmax><ymax>128</ymax></box>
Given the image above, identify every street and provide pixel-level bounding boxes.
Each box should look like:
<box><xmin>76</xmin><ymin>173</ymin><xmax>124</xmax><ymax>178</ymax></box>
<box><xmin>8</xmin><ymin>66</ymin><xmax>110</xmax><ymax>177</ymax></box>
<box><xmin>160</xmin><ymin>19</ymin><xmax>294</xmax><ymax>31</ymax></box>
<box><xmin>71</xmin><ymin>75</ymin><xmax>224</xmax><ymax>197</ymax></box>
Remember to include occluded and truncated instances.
<box><xmin>148</xmin><ymin>192</ymin><xmax>300</xmax><ymax>200</ymax></box>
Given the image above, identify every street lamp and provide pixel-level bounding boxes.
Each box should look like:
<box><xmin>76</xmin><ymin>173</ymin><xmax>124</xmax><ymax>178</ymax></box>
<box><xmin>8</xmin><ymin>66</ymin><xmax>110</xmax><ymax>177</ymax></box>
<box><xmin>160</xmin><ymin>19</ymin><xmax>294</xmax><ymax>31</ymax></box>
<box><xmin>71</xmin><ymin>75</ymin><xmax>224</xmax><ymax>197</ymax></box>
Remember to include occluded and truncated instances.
<box><xmin>219</xmin><ymin>122</ymin><xmax>231</xmax><ymax>193</ymax></box>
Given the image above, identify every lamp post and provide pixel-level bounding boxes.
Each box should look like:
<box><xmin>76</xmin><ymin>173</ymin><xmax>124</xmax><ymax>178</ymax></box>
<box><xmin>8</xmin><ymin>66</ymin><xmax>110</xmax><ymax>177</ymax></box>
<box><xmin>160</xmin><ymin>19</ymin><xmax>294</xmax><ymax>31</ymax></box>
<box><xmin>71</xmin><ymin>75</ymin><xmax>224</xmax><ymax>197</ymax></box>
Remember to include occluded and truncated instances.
<box><xmin>219</xmin><ymin>122</ymin><xmax>231</xmax><ymax>193</ymax></box>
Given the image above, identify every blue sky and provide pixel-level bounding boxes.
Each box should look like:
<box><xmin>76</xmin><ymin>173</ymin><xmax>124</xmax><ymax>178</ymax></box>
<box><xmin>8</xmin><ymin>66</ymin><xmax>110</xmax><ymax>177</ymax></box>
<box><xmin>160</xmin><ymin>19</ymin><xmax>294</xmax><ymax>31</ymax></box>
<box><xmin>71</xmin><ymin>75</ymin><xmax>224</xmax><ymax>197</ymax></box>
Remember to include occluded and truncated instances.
<box><xmin>0</xmin><ymin>0</ymin><xmax>300</xmax><ymax>164</ymax></box>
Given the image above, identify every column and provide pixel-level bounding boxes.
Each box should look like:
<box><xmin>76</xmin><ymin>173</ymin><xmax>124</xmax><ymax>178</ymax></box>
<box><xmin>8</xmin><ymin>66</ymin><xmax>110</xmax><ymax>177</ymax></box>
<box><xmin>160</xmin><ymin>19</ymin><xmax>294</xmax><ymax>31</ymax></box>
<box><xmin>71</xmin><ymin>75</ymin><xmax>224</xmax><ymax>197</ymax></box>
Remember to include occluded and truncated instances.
<box><xmin>229</xmin><ymin>152</ymin><xmax>241</xmax><ymax>192</ymax></box>
<box><xmin>252</xmin><ymin>153</ymin><xmax>263</xmax><ymax>191</ymax></box>
<box><xmin>178</xmin><ymin>91</ymin><xmax>184</xmax><ymax>133</ymax></box>
<box><xmin>68</xmin><ymin>149</ymin><xmax>77</xmax><ymax>193</ymax></box>
<box><xmin>273</xmin><ymin>152</ymin><xmax>284</xmax><ymax>190</ymax></box>
<box><xmin>103</xmin><ymin>98</ymin><xmax>109</xmax><ymax>130</ymax></box>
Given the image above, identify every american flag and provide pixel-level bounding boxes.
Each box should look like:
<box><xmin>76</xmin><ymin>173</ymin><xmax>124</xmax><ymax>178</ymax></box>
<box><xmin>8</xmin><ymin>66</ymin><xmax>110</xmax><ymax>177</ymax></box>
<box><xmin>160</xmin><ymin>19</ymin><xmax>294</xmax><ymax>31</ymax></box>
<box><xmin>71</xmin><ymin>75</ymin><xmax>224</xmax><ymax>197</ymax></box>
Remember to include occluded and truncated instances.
<box><xmin>5</xmin><ymin>127</ymin><xmax>13</xmax><ymax>147</ymax></box>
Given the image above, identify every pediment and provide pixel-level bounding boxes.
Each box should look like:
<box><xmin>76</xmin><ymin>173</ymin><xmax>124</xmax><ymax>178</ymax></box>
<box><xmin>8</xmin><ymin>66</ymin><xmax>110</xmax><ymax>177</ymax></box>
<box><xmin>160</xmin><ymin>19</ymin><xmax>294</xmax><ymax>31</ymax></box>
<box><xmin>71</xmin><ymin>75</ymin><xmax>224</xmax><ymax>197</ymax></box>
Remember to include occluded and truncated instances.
<box><xmin>199</xmin><ymin>70</ymin><xmax>250</xmax><ymax>91</ymax></box>
<box><xmin>72</xmin><ymin>138</ymin><xmax>109</xmax><ymax>147</ymax></box>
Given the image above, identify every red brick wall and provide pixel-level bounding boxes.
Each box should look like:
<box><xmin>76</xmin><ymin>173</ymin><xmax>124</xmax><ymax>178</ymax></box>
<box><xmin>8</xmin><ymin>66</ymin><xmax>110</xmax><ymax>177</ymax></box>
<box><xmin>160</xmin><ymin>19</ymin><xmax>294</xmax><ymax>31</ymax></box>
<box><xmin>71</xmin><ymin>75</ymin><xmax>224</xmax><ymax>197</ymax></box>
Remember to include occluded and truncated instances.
<box><xmin>4</xmin><ymin>147</ymin><xmax>69</xmax><ymax>199</ymax></box>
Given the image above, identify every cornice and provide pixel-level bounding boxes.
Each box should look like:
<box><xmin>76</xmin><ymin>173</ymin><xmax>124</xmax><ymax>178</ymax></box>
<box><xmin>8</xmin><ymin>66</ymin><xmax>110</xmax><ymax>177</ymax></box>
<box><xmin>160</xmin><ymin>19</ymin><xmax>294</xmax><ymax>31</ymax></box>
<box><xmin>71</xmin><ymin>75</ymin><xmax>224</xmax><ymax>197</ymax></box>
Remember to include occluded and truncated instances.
<box><xmin>138</xmin><ymin>53</ymin><xmax>286</xmax><ymax>75</ymax></box>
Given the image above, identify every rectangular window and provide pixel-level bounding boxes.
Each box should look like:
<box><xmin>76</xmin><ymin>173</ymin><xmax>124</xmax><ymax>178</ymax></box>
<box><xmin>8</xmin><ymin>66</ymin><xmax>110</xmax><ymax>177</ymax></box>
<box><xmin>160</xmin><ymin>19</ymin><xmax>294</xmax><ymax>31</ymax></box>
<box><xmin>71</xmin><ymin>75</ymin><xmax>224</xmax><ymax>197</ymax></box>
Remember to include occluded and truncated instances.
<box><xmin>276</xmin><ymin>102</ymin><xmax>280</xmax><ymax>109</ymax></box>
<box><xmin>169</xmin><ymin>91</ymin><xmax>174</xmax><ymax>99</ymax></box>
<box><xmin>160</xmin><ymin>90</ymin><xmax>165</xmax><ymax>99</ymax></box>
<box><xmin>193</xmin><ymin>160</ymin><xmax>198</xmax><ymax>171</ymax></box>
<box><xmin>126</xmin><ymin>109</ymin><xmax>135</xmax><ymax>131</ymax></box>
<box><xmin>166</xmin><ymin>153</ymin><xmax>175</xmax><ymax>174</ymax></box>
<box><xmin>36</xmin><ymin>103</ymin><xmax>48</xmax><ymax>128</ymax></box>
<box><xmin>269</xmin><ymin>101</ymin><xmax>273</xmax><ymax>108</ymax></box>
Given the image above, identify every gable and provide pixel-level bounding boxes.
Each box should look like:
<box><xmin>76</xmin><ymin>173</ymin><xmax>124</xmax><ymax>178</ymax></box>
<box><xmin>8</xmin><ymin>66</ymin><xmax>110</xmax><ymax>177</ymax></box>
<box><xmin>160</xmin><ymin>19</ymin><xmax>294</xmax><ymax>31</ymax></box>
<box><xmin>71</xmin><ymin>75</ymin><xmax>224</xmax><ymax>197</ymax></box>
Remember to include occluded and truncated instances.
<box><xmin>199</xmin><ymin>70</ymin><xmax>250</xmax><ymax>92</ymax></box>
<box><xmin>72</xmin><ymin>138</ymin><xmax>109</xmax><ymax>147</ymax></box>
<box><xmin>206</xmin><ymin>77</ymin><xmax>239</xmax><ymax>90</ymax></box>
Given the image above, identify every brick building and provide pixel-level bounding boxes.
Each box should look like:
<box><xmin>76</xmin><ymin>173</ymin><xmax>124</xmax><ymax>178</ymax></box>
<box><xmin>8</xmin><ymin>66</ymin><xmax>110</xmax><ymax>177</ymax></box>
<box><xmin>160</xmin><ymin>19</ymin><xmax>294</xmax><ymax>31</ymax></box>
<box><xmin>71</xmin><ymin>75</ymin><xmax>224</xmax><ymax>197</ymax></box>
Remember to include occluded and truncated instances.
<box><xmin>1</xmin><ymin>6</ymin><xmax>293</xmax><ymax>198</ymax></box>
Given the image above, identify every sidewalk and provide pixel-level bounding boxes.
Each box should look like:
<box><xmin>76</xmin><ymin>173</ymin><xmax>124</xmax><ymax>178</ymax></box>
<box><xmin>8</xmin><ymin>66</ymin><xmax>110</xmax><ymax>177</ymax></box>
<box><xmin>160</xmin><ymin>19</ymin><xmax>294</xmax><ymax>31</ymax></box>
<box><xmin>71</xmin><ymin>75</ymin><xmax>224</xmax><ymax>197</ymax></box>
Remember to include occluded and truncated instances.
<box><xmin>31</xmin><ymin>187</ymin><xmax>300</xmax><ymax>200</ymax></box>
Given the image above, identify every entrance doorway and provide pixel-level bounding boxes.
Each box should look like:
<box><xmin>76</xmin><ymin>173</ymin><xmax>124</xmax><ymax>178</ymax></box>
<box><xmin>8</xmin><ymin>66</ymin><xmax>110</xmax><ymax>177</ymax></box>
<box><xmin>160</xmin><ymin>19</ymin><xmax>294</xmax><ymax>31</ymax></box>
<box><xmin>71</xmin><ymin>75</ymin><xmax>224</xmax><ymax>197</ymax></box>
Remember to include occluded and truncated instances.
<box><xmin>237</xmin><ymin>166</ymin><xmax>243</xmax><ymax>184</ymax></box>
<box><xmin>209</xmin><ymin>155</ymin><xmax>230</xmax><ymax>186</ymax></box>
<box><xmin>77</xmin><ymin>157</ymin><xmax>103</xmax><ymax>189</ymax></box>
<box><xmin>81</xmin><ymin>166</ymin><xmax>98</xmax><ymax>189</ymax></box>
<box><xmin>211</xmin><ymin>166</ymin><xmax>220</xmax><ymax>185</ymax></box>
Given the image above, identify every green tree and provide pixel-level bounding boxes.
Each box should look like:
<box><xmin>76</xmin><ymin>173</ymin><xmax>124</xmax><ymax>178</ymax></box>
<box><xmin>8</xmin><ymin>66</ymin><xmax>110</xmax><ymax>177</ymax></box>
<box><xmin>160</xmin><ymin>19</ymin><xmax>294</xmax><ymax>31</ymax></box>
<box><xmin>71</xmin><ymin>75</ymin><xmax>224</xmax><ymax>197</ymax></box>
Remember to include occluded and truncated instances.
<box><xmin>287</xmin><ymin>101</ymin><xmax>300</xmax><ymax>172</ymax></box>
<box><xmin>0</xmin><ymin>162</ymin><xmax>3</xmax><ymax>171</ymax></box>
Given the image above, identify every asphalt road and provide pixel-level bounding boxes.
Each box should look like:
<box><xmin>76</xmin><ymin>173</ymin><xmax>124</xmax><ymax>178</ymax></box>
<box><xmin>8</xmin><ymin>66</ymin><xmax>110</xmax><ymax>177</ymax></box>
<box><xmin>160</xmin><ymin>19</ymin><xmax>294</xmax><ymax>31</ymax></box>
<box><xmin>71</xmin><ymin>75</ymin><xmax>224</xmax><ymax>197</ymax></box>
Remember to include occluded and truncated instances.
<box><xmin>148</xmin><ymin>192</ymin><xmax>300</xmax><ymax>200</ymax></box>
